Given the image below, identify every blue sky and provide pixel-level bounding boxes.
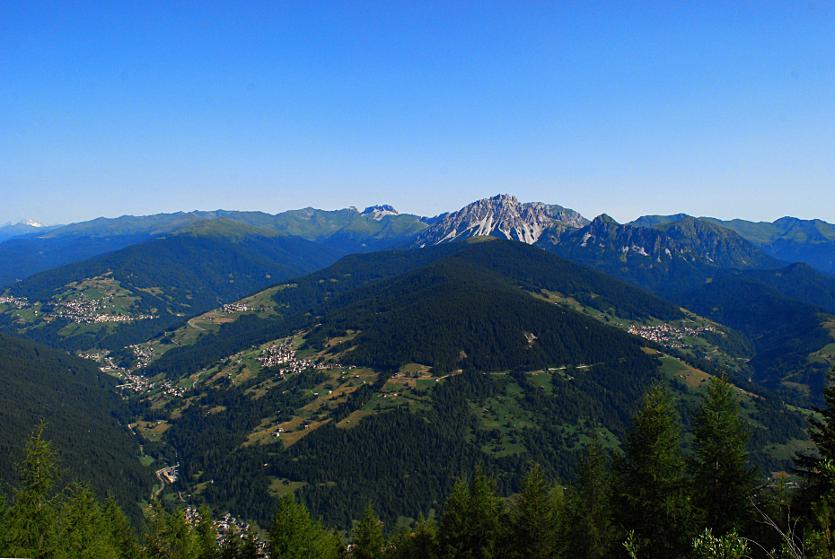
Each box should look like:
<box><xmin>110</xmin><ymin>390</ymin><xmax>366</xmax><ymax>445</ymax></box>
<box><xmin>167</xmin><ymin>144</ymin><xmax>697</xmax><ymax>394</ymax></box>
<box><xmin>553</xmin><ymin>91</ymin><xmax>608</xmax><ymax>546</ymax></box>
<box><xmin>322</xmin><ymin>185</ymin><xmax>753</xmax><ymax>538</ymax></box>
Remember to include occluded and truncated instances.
<box><xmin>2</xmin><ymin>1</ymin><xmax>834</xmax><ymax>225</ymax></box>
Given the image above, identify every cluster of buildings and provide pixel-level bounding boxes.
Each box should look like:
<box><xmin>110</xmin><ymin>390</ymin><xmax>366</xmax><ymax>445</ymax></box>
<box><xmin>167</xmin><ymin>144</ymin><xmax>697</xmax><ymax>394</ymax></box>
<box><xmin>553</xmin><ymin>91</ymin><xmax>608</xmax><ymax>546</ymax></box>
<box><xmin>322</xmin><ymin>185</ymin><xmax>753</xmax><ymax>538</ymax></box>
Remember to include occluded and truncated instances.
<box><xmin>259</xmin><ymin>340</ymin><xmax>354</xmax><ymax>377</ymax></box>
<box><xmin>0</xmin><ymin>294</ymin><xmax>28</xmax><ymax>308</ymax></box>
<box><xmin>627</xmin><ymin>322</ymin><xmax>716</xmax><ymax>348</ymax></box>
<box><xmin>77</xmin><ymin>347</ymin><xmax>187</xmax><ymax>399</ymax></box>
<box><xmin>129</xmin><ymin>343</ymin><xmax>155</xmax><ymax>369</ymax></box>
<box><xmin>77</xmin><ymin>349</ymin><xmax>122</xmax><ymax>374</ymax></box>
<box><xmin>76</xmin><ymin>345</ymin><xmax>186</xmax><ymax>399</ymax></box>
<box><xmin>184</xmin><ymin>506</ymin><xmax>266</xmax><ymax>554</ymax></box>
<box><xmin>52</xmin><ymin>295</ymin><xmax>155</xmax><ymax>324</ymax></box>
<box><xmin>116</xmin><ymin>371</ymin><xmax>187</xmax><ymax>399</ymax></box>
<box><xmin>222</xmin><ymin>302</ymin><xmax>250</xmax><ymax>313</ymax></box>
<box><xmin>258</xmin><ymin>341</ymin><xmax>316</xmax><ymax>376</ymax></box>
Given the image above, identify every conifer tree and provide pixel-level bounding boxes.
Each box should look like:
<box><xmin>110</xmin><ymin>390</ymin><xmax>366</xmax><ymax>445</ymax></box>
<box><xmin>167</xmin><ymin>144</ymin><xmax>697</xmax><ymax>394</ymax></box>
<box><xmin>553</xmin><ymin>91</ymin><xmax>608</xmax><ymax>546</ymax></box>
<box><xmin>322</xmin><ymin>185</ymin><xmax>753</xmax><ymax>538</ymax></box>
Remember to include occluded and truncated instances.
<box><xmin>438</xmin><ymin>467</ymin><xmax>506</xmax><ymax>559</ymax></box>
<box><xmin>352</xmin><ymin>503</ymin><xmax>385</xmax><ymax>559</ymax></box>
<box><xmin>691</xmin><ymin>376</ymin><xmax>755</xmax><ymax>534</ymax></box>
<box><xmin>268</xmin><ymin>494</ymin><xmax>340</xmax><ymax>559</ymax></box>
<box><xmin>2</xmin><ymin>421</ymin><xmax>60</xmax><ymax>558</ymax></box>
<box><xmin>103</xmin><ymin>496</ymin><xmax>144</xmax><ymax>559</ymax></box>
<box><xmin>389</xmin><ymin>515</ymin><xmax>439</xmax><ymax>559</ymax></box>
<box><xmin>806</xmin><ymin>368</ymin><xmax>835</xmax><ymax>493</ymax></box>
<box><xmin>561</xmin><ymin>441</ymin><xmax>616</xmax><ymax>559</ymax></box>
<box><xmin>144</xmin><ymin>503</ymin><xmax>201</xmax><ymax>559</ymax></box>
<box><xmin>508</xmin><ymin>463</ymin><xmax>562</xmax><ymax>559</ymax></box>
<box><xmin>220</xmin><ymin>526</ymin><xmax>260</xmax><ymax>559</ymax></box>
<box><xmin>238</xmin><ymin>529</ymin><xmax>260</xmax><ymax>559</ymax></box>
<box><xmin>800</xmin><ymin>367</ymin><xmax>835</xmax><ymax>557</ymax></box>
<box><xmin>195</xmin><ymin>505</ymin><xmax>219</xmax><ymax>559</ymax></box>
<box><xmin>615</xmin><ymin>382</ymin><xmax>694</xmax><ymax>559</ymax></box>
<box><xmin>219</xmin><ymin>526</ymin><xmax>243</xmax><ymax>559</ymax></box>
<box><xmin>57</xmin><ymin>484</ymin><xmax>120</xmax><ymax>559</ymax></box>
<box><xmin>438</xmin><ymin>478</ymin><xmax>470</xmax><ymax>559</ymax></box>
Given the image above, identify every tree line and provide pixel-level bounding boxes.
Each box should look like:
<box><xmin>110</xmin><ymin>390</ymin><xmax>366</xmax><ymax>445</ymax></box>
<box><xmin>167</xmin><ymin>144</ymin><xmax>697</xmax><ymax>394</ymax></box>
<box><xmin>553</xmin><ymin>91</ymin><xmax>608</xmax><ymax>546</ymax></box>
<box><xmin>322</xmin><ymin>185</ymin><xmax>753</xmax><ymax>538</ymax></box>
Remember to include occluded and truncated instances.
<box><xmin>5</xmin><ymin>373</ymin><xmax>835</xmax><ymax>558</ymax></box>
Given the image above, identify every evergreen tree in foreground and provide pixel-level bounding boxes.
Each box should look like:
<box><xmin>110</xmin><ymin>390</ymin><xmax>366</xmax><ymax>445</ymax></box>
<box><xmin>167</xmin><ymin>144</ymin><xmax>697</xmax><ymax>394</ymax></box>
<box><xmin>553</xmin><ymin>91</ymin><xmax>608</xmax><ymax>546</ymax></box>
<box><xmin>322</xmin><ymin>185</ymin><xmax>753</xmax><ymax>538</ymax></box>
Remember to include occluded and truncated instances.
<box><xmin>144</xmin><ymin>502</ymin><xmax>203</xmax><ymax>559</ymax></box>
<box><xmin>615</xmin><ymin>382</ymin><xmax>695</xmax><ymax>559</ymax></box>
<box><xmin>388</xmin><ymin>515</ymin><xmax>439</xmax><ymax>559</ymax></box>
<box><xmin>800</xmin><ymin>367</ymin><xmax>835</xmax><ymax>557</ymax></box>
<box><xmin>561</xmin><ymin>441</ymin><xmax>616</xmax><ymax>559</ymax></box>
<box><xmin>691</xmin><ymin>376</ymin><xmax>755</xmax><ymax>535</ymax></box>
<box><xmin>268</xmin><ymin>494</ymin><xmax>341</xmax><ymax>559</ymax></box>
<box><xmin>103</xmin><ymin>496</ymin><xmax>143</xmax><ymax>559</ymax></box>
<box><xmin>58</xmin><ymin>484</ymin><xmax>121</xmax><ymax>559</ymax></box>
<box><xmin>0</xmin><ymin>421</ymin><xmax>60</xmax><ymax>558</ymax></box>
<box><xmin>806</xmin><ymin>368</ymin><xmax>835</xmax><ymax>495</ymax></box>
<box><xmin>438</xmin><ymin>467</ymin><xmax>506</xmax><ymax>559</ymax></box>
<box><xmin>507</xmin><ymin>463</ymin><xmax>563</xmax><ymax>559</ymax></box>
<box><xmin>351</xmin><ymin>503</ymin><xmax>385</xmax><ymax>559</ymax></box>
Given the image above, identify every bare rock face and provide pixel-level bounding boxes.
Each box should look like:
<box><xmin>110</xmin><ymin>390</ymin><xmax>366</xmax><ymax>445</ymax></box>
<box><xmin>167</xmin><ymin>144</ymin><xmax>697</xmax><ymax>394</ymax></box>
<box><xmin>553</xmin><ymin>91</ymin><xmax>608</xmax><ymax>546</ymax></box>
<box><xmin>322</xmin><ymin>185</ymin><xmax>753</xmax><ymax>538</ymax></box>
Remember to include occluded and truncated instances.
<box><xmin>361</xmin><ymin>205</ymin><xmax>399</xmax><ymax>221</ymax></box>
<box><xmin>415</xmin><ymin>194</ymin><xmax>588</xmax><ymax>246</ymax></box>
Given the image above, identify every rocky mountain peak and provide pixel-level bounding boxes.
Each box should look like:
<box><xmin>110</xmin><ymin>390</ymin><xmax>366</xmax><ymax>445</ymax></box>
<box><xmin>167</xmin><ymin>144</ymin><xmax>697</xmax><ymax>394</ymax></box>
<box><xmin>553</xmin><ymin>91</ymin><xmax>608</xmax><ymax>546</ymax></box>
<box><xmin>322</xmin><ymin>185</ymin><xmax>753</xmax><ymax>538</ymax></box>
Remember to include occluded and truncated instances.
<box><xmin>415</xmin><ymin>194</ymin><xmax>588</xmax><ymax>246</ymax></box>
<box><xmin>361</xmin><ymin>204</ymin><xmax>399</xmax><ymax>221</ymax></box>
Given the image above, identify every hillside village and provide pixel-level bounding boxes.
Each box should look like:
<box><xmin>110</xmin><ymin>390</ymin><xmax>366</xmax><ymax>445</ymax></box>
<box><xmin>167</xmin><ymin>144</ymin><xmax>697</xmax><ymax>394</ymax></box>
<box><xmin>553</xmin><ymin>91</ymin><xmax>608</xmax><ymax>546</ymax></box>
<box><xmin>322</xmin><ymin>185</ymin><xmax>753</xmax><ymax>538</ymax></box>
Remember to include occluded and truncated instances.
<box><xmin>0</xmin><ymin>294</ymin><xmax>28</xmax><ymax>308</ymax></box>
<box><xmin>627</xmin><ymin>321</ymin><xmax>717</xmax><ymax>349</ymax></box>
<box><xmin>1</xmin><ymin>291</ymin><xmax>156</xmax><ymax>325</ymax></box>
<box><xmin>53</xmin><ymin>295</ymin><xmax>156</xmax><ymax>324</ymax></box>
<box><xmin>259</xmin><ymin>339</ymin><xmax>355</xmax><ymax>377</ymax></box>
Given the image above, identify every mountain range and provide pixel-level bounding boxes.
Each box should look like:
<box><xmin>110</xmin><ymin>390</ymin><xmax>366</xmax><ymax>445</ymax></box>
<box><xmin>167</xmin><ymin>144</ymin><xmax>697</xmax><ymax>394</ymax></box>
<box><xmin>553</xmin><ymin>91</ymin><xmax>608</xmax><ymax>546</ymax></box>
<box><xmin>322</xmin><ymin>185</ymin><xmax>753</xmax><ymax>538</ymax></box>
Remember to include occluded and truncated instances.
<box><xmin>634</xmin><ymin>213</ymin><xmax>835</xmax><ymax>275</ymax></box>
<box><xmin>114</xmin><ymin>238</ymin><xmax>803</xmax><ymax>525</ymax></box>
<box><xmin>2</xmin><ymin>193</ymin><xmax>834</xmax><ymax>528</ymax></box>
<box><xmin>0</xmin><ymin>206</ymin><xmax>428</xmax><ymax>287</ymax></box>
<box><xmin>4</xmin><ymin>194</ymin><xmax>833</xmax><ymax>287</ymax></box>
<box><xmin>0</xmin><ymin>219</ymin><xmax>55</xmax><ymax>242</ymax></box>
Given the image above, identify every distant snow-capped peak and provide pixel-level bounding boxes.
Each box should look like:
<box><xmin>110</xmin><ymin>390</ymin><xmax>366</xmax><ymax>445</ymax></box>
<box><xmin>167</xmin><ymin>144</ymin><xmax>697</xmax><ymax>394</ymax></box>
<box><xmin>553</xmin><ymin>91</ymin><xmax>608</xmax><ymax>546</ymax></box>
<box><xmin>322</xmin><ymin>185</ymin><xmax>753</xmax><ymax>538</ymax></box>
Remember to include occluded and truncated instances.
<box><xmin>361</xmin><ymin>204</ymin><xmax>399</xmax><ymax>221</ymax></box>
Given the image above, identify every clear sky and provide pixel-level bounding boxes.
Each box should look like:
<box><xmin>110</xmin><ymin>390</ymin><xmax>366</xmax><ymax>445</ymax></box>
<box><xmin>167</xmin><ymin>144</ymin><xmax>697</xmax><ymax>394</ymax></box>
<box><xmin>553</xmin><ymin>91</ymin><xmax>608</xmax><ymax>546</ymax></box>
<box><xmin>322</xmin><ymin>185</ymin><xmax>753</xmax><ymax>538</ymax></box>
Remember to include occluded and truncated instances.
<box><xmin>2</xmin><ymin>1</ymin><xmax>834</xmax><ymax>225</ymax></box>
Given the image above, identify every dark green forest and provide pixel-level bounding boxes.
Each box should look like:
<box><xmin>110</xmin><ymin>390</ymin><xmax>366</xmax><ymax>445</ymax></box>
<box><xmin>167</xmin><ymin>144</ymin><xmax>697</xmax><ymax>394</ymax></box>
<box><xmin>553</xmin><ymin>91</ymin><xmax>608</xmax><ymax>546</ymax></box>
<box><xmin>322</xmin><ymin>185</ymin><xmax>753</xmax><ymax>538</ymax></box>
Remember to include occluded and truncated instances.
<box><xmin>0</xmin><ymin>334</ymin><xmax>152</xmax><ymax>519</ymax></box>
<box><xmin>146</xmin><ymin>352</ymin><xmax>805</xmax><ymax>529</ymax></box>
<box><xmin>144</xmin><ymin>240</ymin><xmax>683</xmax><ymax>379</ymax></box>
<box><xmin>4</xmin><ymin>374</ymin><xmax>835</xmax><ymax>559</ymax></box>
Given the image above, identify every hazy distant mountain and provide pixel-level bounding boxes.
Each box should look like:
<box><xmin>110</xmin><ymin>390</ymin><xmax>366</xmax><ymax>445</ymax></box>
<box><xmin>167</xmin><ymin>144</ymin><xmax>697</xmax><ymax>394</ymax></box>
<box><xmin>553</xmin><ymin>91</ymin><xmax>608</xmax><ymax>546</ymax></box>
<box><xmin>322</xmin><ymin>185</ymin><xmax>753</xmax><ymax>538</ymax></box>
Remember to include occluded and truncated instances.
<box><xmin>7</xmin><ymin>198</ymin><xmax>832</xmax><ymax>289</ymax></box>
<box><xmin>544</xmin><ymin>214</ymin><xmax>780</xmax><ymax>297</ymax></box>
<box><xmin>414</xmin><ymin>197</ymin><xmax>783</xmax><ymax>296</ymax></box>
<box><xmin>0</xmin><ymin>207</ymin><xmax>427</xmax><ymax>287</ymax></box>
<box><xmin>268</xmin><ymin>206</ymin><xmax>427</xmax><ymax>253</ymax></box>
<box><xmin>707</xmin><ymin>216</ymin><xmax>835</xmax><ymax>275</ymax></box>
<box><xmin>415</xmin><ymin>194</ymin><xmax>588</xmax><ymax>246</ymax></box>
<box><xmin>633</xmin><ymin>213</ymin><xmax>835</xmax><ymax>275</ymax></box>
<box><xmin>0</xmin><ymin>219</ymin><xmax>57</xmax><ymax>242</ymax></box>
<box><xmin>0</xmin><ymin>220</ymin><xmax>340</xmax><ymax>351</ymax></box>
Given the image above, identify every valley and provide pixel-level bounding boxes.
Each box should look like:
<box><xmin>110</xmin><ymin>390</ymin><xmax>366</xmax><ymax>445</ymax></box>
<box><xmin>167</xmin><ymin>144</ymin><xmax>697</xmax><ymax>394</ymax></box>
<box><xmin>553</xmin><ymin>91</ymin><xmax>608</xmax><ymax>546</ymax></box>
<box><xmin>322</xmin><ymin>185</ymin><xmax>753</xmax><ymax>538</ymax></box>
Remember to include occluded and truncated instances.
<box><xmin>1</xmin><ymin>194</ymin><xmax>833</xmax><ymax>534</ymax></box>
<box><xmin>6</xmin><ymin>8</ymin><xmax>835</xmax><ymax>556</ymax></box>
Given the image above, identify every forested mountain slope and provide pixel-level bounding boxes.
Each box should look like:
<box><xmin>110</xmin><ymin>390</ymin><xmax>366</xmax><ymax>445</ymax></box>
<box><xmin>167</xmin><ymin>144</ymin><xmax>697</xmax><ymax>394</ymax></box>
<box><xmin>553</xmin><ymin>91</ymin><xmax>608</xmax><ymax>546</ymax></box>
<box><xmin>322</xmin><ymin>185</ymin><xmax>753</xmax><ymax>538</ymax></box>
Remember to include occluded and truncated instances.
<box><xmin>633</xmin><ymin>213</ymin><xmax>835</xmax><ymax>275</ymax></box>
<box><xmin>112</xmin><ymin>240</ymin><xmax>807</xmax><ymax>527</ymax></box>
<box><xmin>306</xmin><ymin>255</ymin><xmax>654</xmax><ymax>373</ymax></box>
<box><xmin>139</xmin><ymin>239</ymin><xmax>682</xmax><ymax>379</ymax></box>
<box><xmin>681</xmin><ymin>276</ymin><xmax>835</xmax><ymax>403</ymax></box>
<box><xmin>0</xmin><ymin>334</ymin><xmax>151</xmax><ymax>518</ymax></box>
<box><xmin>542</xmin><ymin>214</ymin><xmax>780</xmax><ymax>298</ymax></box>
<box><xmin>0</xmin><ymin>221</ymin><xmax>340</xmax><ymax>352</ymax></box>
